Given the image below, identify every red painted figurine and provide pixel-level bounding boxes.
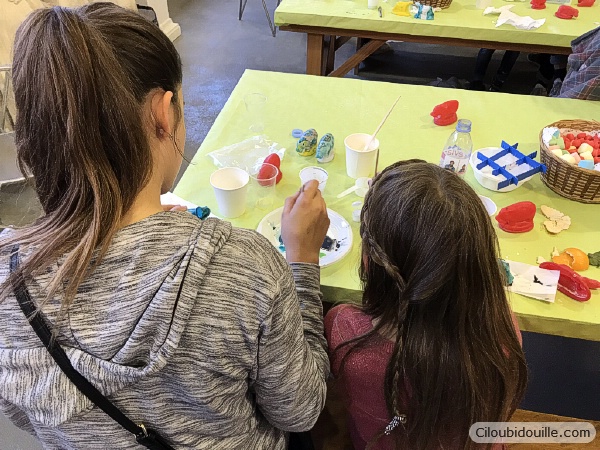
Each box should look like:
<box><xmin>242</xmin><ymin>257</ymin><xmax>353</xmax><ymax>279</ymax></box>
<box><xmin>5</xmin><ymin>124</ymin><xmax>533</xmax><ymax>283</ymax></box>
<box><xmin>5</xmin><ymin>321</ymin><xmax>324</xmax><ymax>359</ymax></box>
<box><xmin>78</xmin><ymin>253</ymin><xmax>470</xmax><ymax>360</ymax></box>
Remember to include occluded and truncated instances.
<box><xmin>530</xmin><ymin>0</ymin><xmax>546</xmax><ymax>9</ymax></box>
<box><xmin>577</xmin><ymin>0</ymin><xmax>595</xmax><ymax>6</ymax></box>
<box><xmin>495</xmin><ymin>201</ymin><xmax>537</xmax><ymax>233</ymax></box>
<box><xmin>430</xmin><ymin>100</ymin><xmax>459</xmax><ymax>126</ymax></box>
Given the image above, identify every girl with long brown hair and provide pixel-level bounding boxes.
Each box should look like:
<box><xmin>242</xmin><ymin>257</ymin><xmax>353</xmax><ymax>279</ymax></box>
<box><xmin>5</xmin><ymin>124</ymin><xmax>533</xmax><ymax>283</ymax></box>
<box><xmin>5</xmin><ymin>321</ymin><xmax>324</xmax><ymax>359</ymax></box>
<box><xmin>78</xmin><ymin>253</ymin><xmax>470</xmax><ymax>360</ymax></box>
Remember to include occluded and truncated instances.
<box><xmin>325</xmin><ymin>160</ymin><xmax>528</xmax><ymax>450</ymax></box>
<box><xmin>0</xmin><ymin>3</ymin><xmax>330</xmax><ymax>449</ymax></box>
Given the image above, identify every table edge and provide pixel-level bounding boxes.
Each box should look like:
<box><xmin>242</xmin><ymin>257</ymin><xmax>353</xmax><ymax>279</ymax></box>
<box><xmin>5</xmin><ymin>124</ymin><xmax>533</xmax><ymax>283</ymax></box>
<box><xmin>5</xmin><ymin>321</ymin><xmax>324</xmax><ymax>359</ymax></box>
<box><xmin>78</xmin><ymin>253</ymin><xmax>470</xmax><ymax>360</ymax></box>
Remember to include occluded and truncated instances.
<box><xmin>278</xmin><ymin>25</ymin><xmax>571</xmax><ymax>54</ymax></box>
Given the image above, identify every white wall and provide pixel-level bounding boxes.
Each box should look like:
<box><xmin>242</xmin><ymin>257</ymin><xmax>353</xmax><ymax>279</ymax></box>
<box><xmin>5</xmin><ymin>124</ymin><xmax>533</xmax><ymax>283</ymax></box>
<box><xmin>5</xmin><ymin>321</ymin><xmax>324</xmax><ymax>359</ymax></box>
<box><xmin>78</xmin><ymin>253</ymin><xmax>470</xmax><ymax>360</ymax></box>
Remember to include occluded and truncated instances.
<box><xmin>137</xmin><ymin>0</ymin><xmax>181</xmax><ymax>41</ymax></box>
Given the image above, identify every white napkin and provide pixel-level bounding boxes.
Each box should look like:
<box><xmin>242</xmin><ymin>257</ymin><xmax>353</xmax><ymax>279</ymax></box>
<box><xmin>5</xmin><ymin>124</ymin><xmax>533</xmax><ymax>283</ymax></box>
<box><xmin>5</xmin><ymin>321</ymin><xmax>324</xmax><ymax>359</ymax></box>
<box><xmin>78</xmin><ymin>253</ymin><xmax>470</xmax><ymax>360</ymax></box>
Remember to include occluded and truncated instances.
<box><xmin>483</xmin><ymin>5</ymin><xmax>514</xmax><ymax>15</ymax></box>
<box><xmin>160</xmin><ymin>192</ymin><xmax>198</xmax><ymax>209</ymax></box>
<box><xmin>160</xmin><ymin>192</ymin><xmax>220</xmax><ymax>219</ymax></box>
<box><xmin>496</xmin><ymin>9</ymin><xmax>546</xmax><ymax>30</ymax></box>
<box><xmin>505</xmin><ymin>260</ymin><xmax>560</xmax><ymax>303</ymax></box>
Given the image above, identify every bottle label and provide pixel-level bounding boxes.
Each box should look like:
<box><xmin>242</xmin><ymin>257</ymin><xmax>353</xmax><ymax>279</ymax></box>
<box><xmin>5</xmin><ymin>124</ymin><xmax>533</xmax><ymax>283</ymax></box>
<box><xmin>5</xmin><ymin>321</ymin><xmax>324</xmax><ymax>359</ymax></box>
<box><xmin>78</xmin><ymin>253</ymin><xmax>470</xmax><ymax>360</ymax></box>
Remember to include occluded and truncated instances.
<box><xmin>440</xmin><ymin>146</ymin><xmax>469</xmax><ymax>177</ymax></box>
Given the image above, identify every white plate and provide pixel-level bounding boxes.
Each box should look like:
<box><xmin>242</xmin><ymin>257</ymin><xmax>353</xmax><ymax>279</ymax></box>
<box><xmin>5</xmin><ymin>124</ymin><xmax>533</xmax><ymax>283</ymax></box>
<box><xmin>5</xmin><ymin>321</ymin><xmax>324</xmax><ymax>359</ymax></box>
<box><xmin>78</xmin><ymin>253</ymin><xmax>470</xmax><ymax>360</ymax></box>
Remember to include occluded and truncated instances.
<box><xmin>257</xmin><ymin>207</ymin><xmax>353</xmax><ymax>267</ymax></box>
<box><xmin>478</xmin><ymin>195</ymin><xmax>497</xmax><ymax>216</ymax></box>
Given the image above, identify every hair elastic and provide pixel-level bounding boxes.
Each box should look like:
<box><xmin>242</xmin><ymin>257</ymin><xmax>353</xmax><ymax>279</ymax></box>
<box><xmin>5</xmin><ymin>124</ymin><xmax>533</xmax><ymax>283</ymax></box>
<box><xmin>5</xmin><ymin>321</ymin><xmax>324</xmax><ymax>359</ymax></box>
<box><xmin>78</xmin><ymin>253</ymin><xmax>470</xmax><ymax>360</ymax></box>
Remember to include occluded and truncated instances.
<box><xmin>384</xmin><ymin>414</ymin><xmax>407</xmax><ymax>435</ymax></box>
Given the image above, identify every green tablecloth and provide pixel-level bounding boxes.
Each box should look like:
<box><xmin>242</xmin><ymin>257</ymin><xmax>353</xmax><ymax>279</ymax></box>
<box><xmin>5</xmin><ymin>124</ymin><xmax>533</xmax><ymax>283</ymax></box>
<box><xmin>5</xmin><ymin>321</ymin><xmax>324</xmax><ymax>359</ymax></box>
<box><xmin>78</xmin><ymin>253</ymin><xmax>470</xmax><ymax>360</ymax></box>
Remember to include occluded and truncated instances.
<box><xmin>275</xmin><ymin>0</ymin><xmax>599</xmax><ymax>49</ymax></box>
<box><xmin>175</xmin><ymin>69</ymin><xmax>600</xmax><ymax>341</ymax></box>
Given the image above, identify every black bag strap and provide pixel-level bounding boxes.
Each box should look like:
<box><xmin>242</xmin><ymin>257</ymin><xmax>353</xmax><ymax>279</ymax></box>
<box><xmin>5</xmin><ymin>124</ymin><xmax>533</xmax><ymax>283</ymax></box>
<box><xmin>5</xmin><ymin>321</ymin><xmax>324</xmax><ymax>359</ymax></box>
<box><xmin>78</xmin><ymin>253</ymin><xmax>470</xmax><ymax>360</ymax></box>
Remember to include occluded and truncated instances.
<box><xmin>9</xmin><ymin>248</ymin><xmax>175</xmax><ymax>450</ymax></box>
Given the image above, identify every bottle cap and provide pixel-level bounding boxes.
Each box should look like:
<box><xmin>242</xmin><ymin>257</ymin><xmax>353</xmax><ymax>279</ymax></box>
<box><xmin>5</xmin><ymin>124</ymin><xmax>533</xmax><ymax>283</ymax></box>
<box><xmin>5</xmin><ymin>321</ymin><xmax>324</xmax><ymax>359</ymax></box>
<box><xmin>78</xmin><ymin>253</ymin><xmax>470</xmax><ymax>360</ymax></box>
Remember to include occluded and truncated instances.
<box><xmin>456</xmin><ymin>119</ymin><xmax>472</xmax><ymax>133</ymax></box>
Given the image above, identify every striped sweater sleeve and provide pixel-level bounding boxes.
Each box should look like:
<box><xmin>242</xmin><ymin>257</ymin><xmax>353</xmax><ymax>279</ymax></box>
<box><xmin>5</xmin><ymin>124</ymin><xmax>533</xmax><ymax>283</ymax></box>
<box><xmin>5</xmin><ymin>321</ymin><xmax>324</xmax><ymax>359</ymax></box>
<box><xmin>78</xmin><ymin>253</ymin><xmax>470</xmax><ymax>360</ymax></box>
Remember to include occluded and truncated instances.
<box><xmin>254</xmin><ymin>262</ymin><xmax>329</xmax><ymax>432</ymax></box>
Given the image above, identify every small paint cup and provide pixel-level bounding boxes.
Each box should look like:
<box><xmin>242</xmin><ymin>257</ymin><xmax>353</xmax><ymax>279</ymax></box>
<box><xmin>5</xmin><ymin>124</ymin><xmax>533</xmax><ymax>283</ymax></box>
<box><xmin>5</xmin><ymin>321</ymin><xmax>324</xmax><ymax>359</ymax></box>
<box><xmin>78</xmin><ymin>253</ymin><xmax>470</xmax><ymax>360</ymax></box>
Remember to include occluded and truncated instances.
<box><xmin>344</xmin><ymin>133</ymin><xmax>380</xmax><ymax>179</ymax></box>
<box><xmin>210</xmin><ymin>167</ymin><xmax>250</xmax><ymax>218</ymax></box>
<box><xmin>352</xmin><ymin>201</ymin><xmax>363</xmax><ymax>222</ymax></box>
<box><xmin>354</xmin><ymin>177</ymin><xmax>370</xmax><ymax>198</ymax></box>
<box><xmin>299</xmin><ymin>166</ymin><xmax>328</xmax><ymax>193</ymax></box>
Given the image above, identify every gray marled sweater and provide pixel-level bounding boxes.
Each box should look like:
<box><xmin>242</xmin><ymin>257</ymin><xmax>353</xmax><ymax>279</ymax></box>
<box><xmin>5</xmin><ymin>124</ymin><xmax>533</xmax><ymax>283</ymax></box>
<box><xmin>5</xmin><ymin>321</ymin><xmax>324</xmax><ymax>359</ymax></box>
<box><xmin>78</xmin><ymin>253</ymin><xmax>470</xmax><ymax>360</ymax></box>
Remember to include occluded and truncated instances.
<box><xmin>0</xmin><ymin>212</ymin><xmax>329</xmax><ymax>449</ymax></box>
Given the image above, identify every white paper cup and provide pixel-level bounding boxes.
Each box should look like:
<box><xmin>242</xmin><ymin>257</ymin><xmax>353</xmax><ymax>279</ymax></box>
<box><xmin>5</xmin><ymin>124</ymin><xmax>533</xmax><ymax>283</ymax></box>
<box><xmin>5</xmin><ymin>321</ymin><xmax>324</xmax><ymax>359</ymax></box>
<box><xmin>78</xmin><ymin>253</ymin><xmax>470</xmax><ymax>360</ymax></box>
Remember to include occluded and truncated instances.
<box><xmin>344</xmin><ymin>133</ymin><xmax>380</xmax><ymax>179</ymax></box>
<box><xmin>299</xmin><ymin>166</ymin><xmax>328</xmax><ymax>193</ymax></box>
<box><xmin>368</xmin><ymin>0</ymin><xmax>379</xmax><ymax>8</ymax></box>
<box><xmin>210</xmin><ymin>167</ymin><xmax>250</xmax><ymax>218</ymax></box>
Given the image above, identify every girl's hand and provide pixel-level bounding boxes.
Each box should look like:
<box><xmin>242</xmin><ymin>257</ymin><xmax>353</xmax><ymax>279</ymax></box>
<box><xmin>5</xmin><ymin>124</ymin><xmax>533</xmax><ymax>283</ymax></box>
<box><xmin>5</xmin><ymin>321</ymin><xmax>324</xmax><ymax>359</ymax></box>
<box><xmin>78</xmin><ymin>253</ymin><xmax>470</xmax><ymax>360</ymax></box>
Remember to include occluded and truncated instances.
<box><xmin>281</xmin><ymin>180</ymin><xmax>330</xmax><ymax>264</ymax></box>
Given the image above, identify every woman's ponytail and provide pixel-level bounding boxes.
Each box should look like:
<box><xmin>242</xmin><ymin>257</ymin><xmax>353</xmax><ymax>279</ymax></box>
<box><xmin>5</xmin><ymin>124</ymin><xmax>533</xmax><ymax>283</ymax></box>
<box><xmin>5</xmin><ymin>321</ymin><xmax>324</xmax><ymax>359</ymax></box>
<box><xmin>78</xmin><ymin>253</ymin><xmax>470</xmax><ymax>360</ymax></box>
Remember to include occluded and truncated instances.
<box><xmin>1</xmin><ymin>3</ymin><xmax>182</xmax><ymax>310</ymax></box>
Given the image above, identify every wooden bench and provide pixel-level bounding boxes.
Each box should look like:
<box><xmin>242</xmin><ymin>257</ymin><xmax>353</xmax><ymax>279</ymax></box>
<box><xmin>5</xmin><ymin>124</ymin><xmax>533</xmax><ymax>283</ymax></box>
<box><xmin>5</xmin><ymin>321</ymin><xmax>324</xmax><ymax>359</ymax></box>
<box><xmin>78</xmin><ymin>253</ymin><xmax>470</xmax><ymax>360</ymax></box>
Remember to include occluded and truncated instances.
<box><xmin>312</xmin><ymin>380</ymin><xmax>600</xmax><ymax>449</ymax></box>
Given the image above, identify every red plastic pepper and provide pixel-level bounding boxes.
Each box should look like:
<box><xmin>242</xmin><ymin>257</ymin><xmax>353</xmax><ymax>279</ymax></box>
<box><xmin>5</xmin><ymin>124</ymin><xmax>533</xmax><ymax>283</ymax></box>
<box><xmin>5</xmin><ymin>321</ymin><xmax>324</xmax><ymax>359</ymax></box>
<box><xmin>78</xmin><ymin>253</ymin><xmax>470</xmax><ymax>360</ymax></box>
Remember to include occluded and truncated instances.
<box><xmin>495</xmin><ymin>201</ymin><xmax>536</xmax><ymax>233</ymax></box>
<box><xmin>539</xmin><ymin>262</ymin><xmax>592</xmax><ymax>302</ymax></box>
<box><xmin>582</xmin><ymin>276</ymin><xmax>600</xmax><ymax>290</ymax></box>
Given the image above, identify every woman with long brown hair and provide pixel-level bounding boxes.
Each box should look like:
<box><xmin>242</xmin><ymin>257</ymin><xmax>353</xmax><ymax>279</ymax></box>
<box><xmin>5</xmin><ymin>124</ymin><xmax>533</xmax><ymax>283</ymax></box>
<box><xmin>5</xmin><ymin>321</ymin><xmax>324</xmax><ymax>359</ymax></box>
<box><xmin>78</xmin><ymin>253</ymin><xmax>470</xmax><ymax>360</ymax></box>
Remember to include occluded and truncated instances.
<box><xmin>325</xmin><ymin>160</ymin><xmax>528</xmax><ymax>449</ymax></box>
<box><xmin>0</xmin><ymin>3</ymin><xmax>330</xmax><ymax>449</ymax></box>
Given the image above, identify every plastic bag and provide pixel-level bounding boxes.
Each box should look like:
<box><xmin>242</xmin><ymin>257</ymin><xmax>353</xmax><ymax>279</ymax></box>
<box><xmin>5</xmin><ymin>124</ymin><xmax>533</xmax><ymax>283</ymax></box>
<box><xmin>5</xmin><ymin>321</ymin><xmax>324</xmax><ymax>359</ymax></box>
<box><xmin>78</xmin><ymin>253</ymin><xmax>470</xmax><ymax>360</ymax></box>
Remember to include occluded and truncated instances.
<box><xmin>206</xmin><ymin>135</ymin><xmax>286</xmax><ymax>171</ymax></box>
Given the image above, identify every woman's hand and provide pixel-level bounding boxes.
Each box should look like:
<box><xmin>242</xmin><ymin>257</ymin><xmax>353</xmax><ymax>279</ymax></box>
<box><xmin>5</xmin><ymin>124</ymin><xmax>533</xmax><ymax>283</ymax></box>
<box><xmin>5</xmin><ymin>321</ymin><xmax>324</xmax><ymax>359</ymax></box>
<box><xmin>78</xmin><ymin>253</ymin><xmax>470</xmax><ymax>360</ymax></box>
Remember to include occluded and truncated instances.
<box><xmin>162</xmin><ymin>204</ymin><xmax>187</xmax><ymax>212</ymax></box>
<box><xmin>281</xmin><ymin>180</ymin><xmax>330</xmax><ymax>264</ymax></box>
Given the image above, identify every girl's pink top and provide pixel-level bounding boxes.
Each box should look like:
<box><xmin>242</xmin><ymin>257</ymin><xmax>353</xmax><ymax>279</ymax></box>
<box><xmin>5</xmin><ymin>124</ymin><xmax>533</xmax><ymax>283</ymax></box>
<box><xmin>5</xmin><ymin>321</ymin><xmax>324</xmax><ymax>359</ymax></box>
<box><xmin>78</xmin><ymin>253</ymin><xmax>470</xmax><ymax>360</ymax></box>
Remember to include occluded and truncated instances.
<box><xmin>324</xmin><ymin>304</ymin><xmax>522</xmax><ymax>450</ymax></box>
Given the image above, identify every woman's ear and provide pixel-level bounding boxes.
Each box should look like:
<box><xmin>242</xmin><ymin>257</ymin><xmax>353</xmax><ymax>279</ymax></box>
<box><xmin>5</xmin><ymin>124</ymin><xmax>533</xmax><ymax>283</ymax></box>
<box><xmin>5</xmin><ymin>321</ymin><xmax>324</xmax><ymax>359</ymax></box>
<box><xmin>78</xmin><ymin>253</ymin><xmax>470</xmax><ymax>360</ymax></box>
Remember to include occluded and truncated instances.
<box><xmin>151</xmin><ymin>90</ymin><xmax>174</xmax><ymax>138</ymax></box>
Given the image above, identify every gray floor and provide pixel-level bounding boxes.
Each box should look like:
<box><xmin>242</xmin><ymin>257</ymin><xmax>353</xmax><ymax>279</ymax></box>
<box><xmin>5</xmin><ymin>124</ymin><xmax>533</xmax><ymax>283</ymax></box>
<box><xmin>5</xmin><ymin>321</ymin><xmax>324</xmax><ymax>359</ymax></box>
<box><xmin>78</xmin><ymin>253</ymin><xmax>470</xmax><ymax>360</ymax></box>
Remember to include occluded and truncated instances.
<box><xmin>0</xmin><ymin>1</ymin><xmax>553</xmax><ymax>447</ymax></box>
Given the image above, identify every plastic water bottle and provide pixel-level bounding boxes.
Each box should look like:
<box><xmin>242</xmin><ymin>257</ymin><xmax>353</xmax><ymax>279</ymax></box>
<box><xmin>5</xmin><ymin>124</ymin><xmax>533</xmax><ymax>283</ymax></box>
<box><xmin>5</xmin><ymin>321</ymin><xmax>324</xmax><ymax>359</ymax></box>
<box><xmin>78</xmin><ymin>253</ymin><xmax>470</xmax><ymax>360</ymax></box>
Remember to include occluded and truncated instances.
<box><xmin>439</xmin><ymin>119</ymin><xmax>473</xmax><ymax>178</ymax></box>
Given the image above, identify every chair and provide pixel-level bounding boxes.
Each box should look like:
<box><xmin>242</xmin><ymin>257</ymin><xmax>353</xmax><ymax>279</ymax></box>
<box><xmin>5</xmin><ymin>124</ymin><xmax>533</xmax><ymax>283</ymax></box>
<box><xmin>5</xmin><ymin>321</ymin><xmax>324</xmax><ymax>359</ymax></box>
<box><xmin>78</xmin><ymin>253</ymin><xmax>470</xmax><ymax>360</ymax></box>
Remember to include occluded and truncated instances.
<box><xmin>239</xmin><ymin>0</ymin><xmax>281</xmax><ymax>37</ymax></box>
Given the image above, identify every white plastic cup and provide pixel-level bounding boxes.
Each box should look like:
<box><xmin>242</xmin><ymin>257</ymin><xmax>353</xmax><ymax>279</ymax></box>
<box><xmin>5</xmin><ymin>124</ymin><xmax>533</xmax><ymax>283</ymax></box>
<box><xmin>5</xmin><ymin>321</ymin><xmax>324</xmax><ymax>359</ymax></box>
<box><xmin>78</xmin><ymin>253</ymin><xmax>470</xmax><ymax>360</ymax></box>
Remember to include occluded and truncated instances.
<box><xmin>299</xmin><ymin>166</ymin><xmax>328</xmax><ymax>193</ymax></box>
<box><xmin>368</xmin><ymin>0</ymin><xmax>379</xmax><ymax>9</ymax></box>
<box><xmin>210</xmin><ymin>167</ymin><xmax>250</xmax><ymax>218</ymax></box>
<box><xmin>244</xmin><ymin>93</ymin><xmax>267</xmax><ymax>133</ymax></box>
<box><xmin>249</xmin><ymin>163</ymin><xmax>278</xmax><ymax>210</ymax></box>
<box><xmin>344</xmin><ymin>133</ymin><xmax>380</xmax><ymax>179</ymax></box>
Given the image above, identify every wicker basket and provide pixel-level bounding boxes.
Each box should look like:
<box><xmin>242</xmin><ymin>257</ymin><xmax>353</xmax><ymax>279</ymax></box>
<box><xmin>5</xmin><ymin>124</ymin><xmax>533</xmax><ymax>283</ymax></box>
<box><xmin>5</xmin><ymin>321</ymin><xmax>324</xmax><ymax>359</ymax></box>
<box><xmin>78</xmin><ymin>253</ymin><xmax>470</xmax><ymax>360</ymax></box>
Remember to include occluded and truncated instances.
<box><xmin>420</xmin><ymin>0</ymin><xmax>453</xmax><ymax>9</ymax></box>
<box><xmin>539</xmin><ymin>120</ymin><xmax>600</xmax><ymax>204</ymax></box>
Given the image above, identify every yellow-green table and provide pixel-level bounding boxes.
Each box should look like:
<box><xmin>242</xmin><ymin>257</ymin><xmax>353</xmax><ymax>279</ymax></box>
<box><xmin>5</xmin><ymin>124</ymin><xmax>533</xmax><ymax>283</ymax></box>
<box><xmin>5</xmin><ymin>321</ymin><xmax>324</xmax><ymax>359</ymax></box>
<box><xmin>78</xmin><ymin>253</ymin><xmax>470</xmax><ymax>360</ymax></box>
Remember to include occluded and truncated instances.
<box><xmin>274</xmin><ymin>0</ymin><xmax>600</xmax><ymax>76</ymax></box>
<box><xmin>175</xmin><ymin>69</ymin><xmax>600</xmax><ymax>341</ymax></box>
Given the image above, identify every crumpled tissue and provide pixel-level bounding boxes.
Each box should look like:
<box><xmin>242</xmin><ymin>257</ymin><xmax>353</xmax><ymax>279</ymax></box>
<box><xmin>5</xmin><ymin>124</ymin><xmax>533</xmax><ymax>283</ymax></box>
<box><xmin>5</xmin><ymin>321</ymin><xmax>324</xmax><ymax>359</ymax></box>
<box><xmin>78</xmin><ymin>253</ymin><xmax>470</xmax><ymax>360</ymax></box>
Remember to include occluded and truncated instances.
<box><xmin>483</xmin><ymin>5</ymin><xmax>515</xmax><ymax>14</ymax></box>
<box><xmin>484</xmin><ymin>5</ymin><xmax>545</xmax><ymax>30</ymax></box>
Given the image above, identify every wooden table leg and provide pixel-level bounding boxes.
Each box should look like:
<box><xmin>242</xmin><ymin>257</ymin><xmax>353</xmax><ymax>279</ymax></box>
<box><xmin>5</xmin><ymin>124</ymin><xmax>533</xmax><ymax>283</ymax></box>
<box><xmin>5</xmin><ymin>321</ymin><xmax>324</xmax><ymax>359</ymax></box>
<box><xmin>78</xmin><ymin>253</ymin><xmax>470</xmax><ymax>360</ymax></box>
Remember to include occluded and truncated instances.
<box><xmin>354</xmin><ymin>37</ymin><xmax>365</xmax><ymax>76</ymax></box>
<box><xmin>325</xmin><ymin>35</ymin><xmax>336</xmax><ymax>75</ymax></box>
<box><xmin>307</xmin><ymin>33</ymin><xmax>325</xmax><ymax>76</ymax></box>
<box><xmin>324</xmin><ymin>36</ymin><xmax>354</xmax><ymax>76</ymax></box>
<box><xmin>329</xmin><ymin>39</ymin><xmax>386</xmax><ymax>78</ymax></box>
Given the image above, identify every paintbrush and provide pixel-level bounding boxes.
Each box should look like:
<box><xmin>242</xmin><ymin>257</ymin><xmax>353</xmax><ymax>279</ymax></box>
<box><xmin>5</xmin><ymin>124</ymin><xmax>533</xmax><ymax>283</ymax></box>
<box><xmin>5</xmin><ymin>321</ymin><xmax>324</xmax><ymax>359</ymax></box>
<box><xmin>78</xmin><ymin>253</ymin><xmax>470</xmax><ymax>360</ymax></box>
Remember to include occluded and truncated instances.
<box><xmin>363</xmin><ymin>95</ymin><xmax>401</xmax><ymax>173</ymax></box>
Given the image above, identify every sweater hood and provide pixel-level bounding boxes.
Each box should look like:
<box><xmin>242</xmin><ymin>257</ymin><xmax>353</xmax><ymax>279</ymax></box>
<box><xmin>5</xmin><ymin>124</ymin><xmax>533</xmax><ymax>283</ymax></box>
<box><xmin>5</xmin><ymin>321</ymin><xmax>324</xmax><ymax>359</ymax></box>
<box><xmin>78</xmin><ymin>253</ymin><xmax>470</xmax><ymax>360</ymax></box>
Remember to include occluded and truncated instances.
<box><xmin>0</xmin><ymin>213</ymin><xmax>231</xmax><ymax>427</ymax></box>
